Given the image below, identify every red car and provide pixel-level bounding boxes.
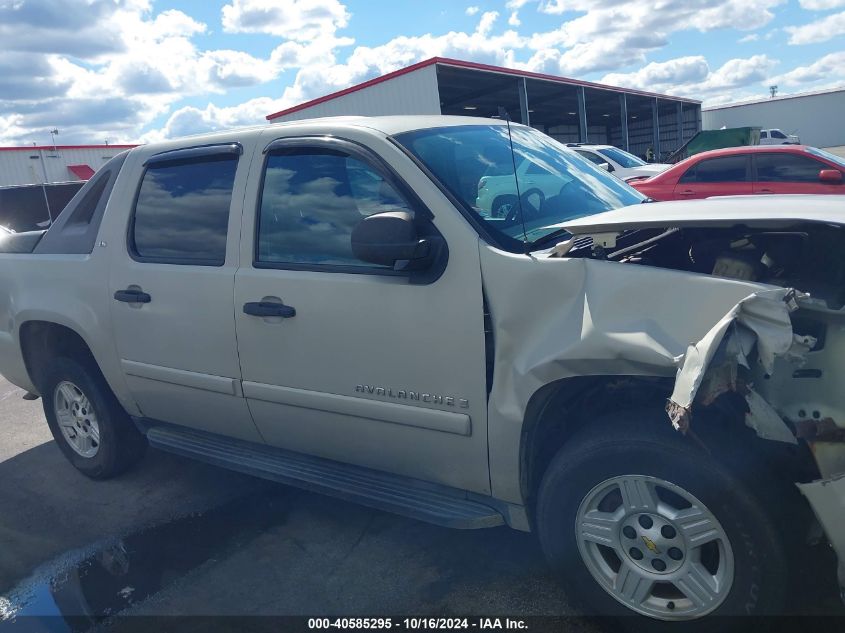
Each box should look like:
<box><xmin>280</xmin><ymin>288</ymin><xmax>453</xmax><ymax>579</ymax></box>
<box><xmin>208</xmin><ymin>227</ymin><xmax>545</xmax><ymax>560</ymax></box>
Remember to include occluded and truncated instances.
<box><xmin>629</xmin><ymin>145</ymin><xmax>845</xmax><ymax>200</ymax></box>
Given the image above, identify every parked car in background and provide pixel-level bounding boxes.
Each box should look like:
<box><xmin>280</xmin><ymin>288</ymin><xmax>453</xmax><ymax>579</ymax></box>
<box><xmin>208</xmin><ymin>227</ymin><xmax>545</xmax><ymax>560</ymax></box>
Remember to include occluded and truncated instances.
<box><xmin>565</xmin><ymin>143</ymin><xmax>671</xmax><ymax>181</ymax></box>
<box><xmin>760</xmin><ymin>128</ymin><xmax>800</xmax><ymax>145</ymax></box>
<box><xmin>628</xmin><ymin>145</ymin><xmax>844</xmax><ymax>201</ymax></box>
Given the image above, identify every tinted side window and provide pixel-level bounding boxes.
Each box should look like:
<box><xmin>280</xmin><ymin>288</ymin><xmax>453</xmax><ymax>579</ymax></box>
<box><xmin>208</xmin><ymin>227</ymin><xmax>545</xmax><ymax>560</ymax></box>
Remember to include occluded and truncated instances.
<box><xmin>684</xmin><ymin>156</ymin><xmax>747</xmax><ymax>183</ymax></box>
<box><xmin>771</xmin><ymin>130</ymin><xmax>787</xmax><ymax>139</ymax></box>
<box><xmin>575</xmin><ymin>150</ymin><xmax>606</xmax><ymax>166</ymax></box>
<box><xmin>67</xmin><ymin>171</ymin><xmax>110</xmax><ymax>226</ymax></box>
<box><xmin>257</xmin><ymin>148</ymin><xmax>413</xmax><ymax>269</ymax></box>
<box><xmin>131</xmin><ymin>155</ymin><xmax>237</xmax><ymax>265</ymax></box>
<box><xmin>756</xmin><ymin>153</ymin><xmax>823</xmax><ymax>183</ymax></box>
<box><xmin>760</xmin><ymin>131</ymin><xmax>768</xmax><ymax>138</ymax></box>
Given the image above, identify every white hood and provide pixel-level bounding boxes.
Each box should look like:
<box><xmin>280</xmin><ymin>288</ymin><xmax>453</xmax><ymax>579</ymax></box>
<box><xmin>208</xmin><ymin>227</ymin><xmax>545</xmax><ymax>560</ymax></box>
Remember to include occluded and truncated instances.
<box><xmin>623</xmin><ymin>163</ymin><xmax>671</xmax><ymax>179</ymax></box>
<box><xmin>559</xmin><ymin>194</ymin><xmax>845</xmax><ymax>235</ymax></box>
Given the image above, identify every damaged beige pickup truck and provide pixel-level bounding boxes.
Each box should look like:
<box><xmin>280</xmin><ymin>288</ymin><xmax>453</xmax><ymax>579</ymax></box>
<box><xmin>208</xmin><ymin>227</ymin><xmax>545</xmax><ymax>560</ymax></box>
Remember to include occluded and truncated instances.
<box><xmin>0</xmin><ymin>116</ymin><xmax>843</xmax><ymax>627</ymax></box>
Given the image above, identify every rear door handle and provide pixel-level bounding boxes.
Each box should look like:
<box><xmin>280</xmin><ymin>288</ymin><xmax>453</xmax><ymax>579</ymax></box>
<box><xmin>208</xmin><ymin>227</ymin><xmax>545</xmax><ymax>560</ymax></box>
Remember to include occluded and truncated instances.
<box><xmin>678</xmin><ymin>190</ymin><xmax>696</xmax><ymax>195</ymax></box>
<box><xmin>114</xmin><ymin>288</ymin><xmax>151</xmax><ymax>303</ymax></box>
<box><xmin>757</xmin><ymin>189</ymin><xmax>774</xmax><ymax>194</ymax></box>
<box><xmin>243</xmin><ymin>301</ymin><xmax>296</xmax><ymax>318</ymax></box>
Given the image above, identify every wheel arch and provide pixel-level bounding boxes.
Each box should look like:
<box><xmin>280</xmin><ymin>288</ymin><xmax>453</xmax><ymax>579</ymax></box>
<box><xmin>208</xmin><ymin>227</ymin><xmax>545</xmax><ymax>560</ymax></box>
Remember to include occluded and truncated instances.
<box><xmin>17</xmin><ymin>319</ymin><xmax>138</xmax><ymax>418</ymax></box>
<box><xmin>19</xmin><ymin>320</ymin><xmax>100</xmax><ymax>394</ymax></box>
<box><xmin>519</xmin><ymin>375</ymin><xmax>674</xmax><ymax>516</ymax></box>
<box><xmin>519</xmin><ymin>374</ymin><xmax>818</xmax><ymax>527</ymax></box>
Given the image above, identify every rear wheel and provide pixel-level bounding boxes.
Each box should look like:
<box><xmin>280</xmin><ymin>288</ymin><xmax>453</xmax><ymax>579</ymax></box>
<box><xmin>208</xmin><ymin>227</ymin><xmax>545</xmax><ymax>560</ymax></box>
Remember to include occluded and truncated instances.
<box><xmin>42</xmin><ymin>356</ymin><xmax>146</xmax><ymax>479</ymax></box>
<box><xmin>536</xmin><ymin>410</ymin><xmax>788</xmax><ymax>630</ymax></box>
<box><xmin>491</xmin><ymin>195</ymin><xmax>518</xmax><ymax>219</ymax></box>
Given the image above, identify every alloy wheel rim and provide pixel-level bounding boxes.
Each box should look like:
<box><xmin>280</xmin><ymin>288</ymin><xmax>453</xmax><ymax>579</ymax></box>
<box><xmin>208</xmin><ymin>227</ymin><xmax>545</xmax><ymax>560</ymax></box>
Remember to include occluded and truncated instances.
<box><xmin>54</xmin><ymin>380</ymin><xmax>101</xmax><ymax>458</ymax></box>
<box><xmin>575</xmin><ymin>474</ymin><xmax>734</xmax><ymax>620</ymax></box>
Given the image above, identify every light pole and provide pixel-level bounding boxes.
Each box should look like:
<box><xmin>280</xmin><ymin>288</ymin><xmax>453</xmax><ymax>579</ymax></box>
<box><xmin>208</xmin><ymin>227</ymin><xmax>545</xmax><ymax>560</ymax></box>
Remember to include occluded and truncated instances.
<box><xmin>49</xmin><ymin>128</ymin><xmax>59</xmax><ymax>155</ymax></box>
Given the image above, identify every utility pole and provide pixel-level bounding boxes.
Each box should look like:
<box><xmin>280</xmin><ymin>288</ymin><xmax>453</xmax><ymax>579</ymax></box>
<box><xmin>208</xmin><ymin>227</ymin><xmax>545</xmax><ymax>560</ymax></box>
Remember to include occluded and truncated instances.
<box><xmin>37</xmin><ymin>147</ymin><xmax>52</xmax><ymax>224</ymax></box>
<box><xmin>49</xmin><ymin>128</ymin><xmax>59</xmax><ymax>155</ymax></box>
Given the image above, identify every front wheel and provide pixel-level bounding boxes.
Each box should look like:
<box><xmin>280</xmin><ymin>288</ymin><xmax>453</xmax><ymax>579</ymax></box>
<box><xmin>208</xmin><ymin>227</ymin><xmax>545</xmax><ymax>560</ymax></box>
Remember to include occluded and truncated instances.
<box><xmin>536</xmin><ymin>412</ymin><xmax>787</xmax><ymax>630</ymax></box>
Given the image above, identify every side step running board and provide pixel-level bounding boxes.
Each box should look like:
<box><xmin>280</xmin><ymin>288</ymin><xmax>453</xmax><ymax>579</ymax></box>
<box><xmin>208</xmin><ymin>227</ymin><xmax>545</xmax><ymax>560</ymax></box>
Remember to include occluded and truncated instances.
<box><xmin>146</xmin><ymin>425</ymin><xmax>504</xmax><ymax>529</ymax></box>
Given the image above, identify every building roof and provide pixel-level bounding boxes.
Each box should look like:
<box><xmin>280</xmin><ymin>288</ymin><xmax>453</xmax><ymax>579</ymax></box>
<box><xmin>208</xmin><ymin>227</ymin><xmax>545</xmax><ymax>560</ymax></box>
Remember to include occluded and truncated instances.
<box><xmin>0</xmin><ymin>144</ymin><xmax>137</xmax><ymax>152</ymax></box>
<box><xmin>266</xmin><ymin>56</ymin><xmax>701</xmax><ymax>121</ymax></box>
<box><xmin>703</xmin><ymin>86</ymin><xmax>845</xmax><ymax>111</ymax></box>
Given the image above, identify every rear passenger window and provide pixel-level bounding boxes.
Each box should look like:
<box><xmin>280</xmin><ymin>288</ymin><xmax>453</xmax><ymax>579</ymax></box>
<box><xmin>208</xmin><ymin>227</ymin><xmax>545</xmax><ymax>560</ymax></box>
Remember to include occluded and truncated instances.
<box><xmin>680</xmin><ymin>156</ymin><xmax>747</xmax><ymax>183</ymax></box>
<box><xmin>131</xmin><ymin>155</ymin><xmax>237</xmax><ymax>265</ymax></box>
<box><xmin>256</xmin><ymin>147</ymin><xmax>413</xmax><ymax>269</ymax></box>
<box><xmin>575</xmin><ymin>150</ymin><xmax>606</xmax><ymax>166</ymax></box>
<box><xmin>756</xmin><ymin>153</ymin><xmax>824</xmax><ymax>182</ymax></box>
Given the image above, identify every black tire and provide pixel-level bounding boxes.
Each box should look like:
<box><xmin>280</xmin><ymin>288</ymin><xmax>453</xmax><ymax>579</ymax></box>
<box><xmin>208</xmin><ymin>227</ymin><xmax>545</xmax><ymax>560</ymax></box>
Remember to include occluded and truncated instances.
<box><xmin>491</xmin><ymin>194</ymin><xmax>519</xmax><ymax>219</ymax></box>
<box><xmin>42</xmin><ymin>356</ymin><xmax>147</xmax><ymax>479</ymax></box>
<box><xmin>536</xmin><ymin>409</ymin><xmax>788</xmax><ymax>632</ymax></box>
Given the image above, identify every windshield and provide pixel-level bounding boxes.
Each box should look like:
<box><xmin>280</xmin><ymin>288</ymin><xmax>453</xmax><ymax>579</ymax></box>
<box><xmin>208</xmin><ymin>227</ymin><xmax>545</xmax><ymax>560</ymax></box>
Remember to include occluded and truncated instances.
<box><xmin>395</xmin><ymin>125</ymin><xmax>644</xmax><ymax>248</ymax></box>
<box><xmin>597</xmin><ymin>146</ymin><xmax>647</xmax><ymax>168</ymax></box>
<box><xmin>806</xmin><ymin>147</ymin><xmax>845</xmax><ymax>169</ymax></box>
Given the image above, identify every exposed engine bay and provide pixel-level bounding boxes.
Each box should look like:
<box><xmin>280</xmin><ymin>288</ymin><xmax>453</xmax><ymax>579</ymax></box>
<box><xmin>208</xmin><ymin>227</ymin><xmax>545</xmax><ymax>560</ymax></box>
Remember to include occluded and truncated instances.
<box><xmin>589</xmin><ymin>223</ymin><xmax>845</xmax><ymax>310</ymax></box>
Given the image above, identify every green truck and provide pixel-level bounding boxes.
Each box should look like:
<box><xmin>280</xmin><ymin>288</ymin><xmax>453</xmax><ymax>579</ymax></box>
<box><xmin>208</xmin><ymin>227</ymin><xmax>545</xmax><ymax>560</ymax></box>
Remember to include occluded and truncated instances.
<box><xmin>667</xmin><ymin>126</ymin><xmax>761</xmax><ymax>163</ymax></box>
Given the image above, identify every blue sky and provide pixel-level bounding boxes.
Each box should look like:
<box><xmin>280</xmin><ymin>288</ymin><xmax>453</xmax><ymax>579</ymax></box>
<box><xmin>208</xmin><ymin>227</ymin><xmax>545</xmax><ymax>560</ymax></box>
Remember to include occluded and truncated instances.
<box><xmin>1</xmin><ymin>0</ymin><xmax>843</xmax><ymax>145</ymax></box>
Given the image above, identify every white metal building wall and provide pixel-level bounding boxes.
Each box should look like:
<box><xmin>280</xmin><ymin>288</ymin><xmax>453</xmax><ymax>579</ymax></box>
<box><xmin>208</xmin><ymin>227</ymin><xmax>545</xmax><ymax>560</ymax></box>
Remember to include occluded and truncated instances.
<box><xmin>702</xmin><ymin>89</ymin><xmax>845</xmax><ymax>148</ymax></box>
<box><xmin>270</xmin><ymin>65</ymin><xmax>441</xmax><ymax>122</ymax></box>
<box><xmin>0</xmin><ymin>146</ymin><xmax>128</xmax><ymax>187</ymax></box>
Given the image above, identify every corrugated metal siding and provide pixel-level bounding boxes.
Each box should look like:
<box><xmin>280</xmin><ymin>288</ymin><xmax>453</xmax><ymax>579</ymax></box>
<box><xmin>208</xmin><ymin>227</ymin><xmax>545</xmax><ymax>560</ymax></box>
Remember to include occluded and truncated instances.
<box><xmin>702</xmin><ymin>90</ymin><xmax>845</xmax><ymax>148</ymax></box>
<box><xmin>271</xmin><ymin>65</ymin><xmax>441</xmax><ymax>122</ymax></box>
<box><xmin>0</xmin><ymin>147</ymin><xmax>126</xmax><ymax>187</ymax></box>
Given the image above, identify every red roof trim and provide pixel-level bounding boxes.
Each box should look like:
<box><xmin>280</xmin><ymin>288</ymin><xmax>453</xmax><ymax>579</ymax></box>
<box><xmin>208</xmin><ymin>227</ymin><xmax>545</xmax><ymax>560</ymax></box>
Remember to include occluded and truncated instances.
<box><xmin>0</xmin><ymin>144</ymin><xmax>137</xmax><ymax>152</ymax></box>
<box><xmin>68</xmin><ymin>164</ymin><xmax>96</xmax><ymax>180</ymax></box>
<box><xmin>266</xmin><ymin>56</ymin><xmax>700</xmax><ymax>121</ymax></box>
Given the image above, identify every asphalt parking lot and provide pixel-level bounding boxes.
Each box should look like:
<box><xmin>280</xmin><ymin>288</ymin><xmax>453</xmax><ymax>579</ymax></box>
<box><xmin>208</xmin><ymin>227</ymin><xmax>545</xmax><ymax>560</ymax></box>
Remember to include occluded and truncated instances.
<box><xmin>0</xmin><ymin>376</ymin><xmax>596</xmax><ymax>631</ymax></box>
<box><xmin>1</xmin><ymin>375</ymin><xmax>843</xmax><ymax>632</ymax></box>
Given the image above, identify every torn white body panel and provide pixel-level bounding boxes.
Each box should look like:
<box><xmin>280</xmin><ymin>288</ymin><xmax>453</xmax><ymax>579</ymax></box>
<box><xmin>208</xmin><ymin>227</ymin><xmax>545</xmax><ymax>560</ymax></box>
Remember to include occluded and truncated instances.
<box><xmin>665</xmin><ymin>287</ymin><xmax>815</xmax><ymax>441</ymax></box>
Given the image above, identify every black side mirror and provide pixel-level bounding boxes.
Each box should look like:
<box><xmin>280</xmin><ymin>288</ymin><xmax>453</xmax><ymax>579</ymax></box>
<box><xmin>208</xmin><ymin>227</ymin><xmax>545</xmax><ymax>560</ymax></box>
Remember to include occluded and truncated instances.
<box><xmin>352</xmin><ymin>211</ymin><xmax>433</xmax><ymax>270</ymax></box>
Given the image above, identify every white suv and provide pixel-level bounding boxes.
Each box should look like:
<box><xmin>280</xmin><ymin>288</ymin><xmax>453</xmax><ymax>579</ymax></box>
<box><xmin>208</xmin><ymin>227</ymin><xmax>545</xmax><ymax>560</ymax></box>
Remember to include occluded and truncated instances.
<box><xmin>760</xmin><ymin>128</ymin><xmax>800</xmax><ymax>145</ymax></box>
<box><xmin>475</xmin><ymin>143</ymin><xmax>671</xmax><ymax>218</ymax></box>
<box><xmin>567</xmin><ymin>143</ymin><xmax>671</xmax><ymax>181</ymax></box>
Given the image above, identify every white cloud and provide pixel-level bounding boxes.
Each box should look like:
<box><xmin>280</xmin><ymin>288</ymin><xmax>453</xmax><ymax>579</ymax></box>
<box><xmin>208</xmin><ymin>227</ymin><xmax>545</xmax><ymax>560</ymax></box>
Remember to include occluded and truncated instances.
<box><xmin>221</xmin><ymin>0</ymin><xmax>349</xmax><ymax>41</ymax></box>
<box><xmin>768</xmin><ymin>51</ymin><xmax>845</xmax><ymax>90</ymax></box>
<box><xmin>518</xmin><ymin>0</ymin><xmax>783</xmax><ymax>76</ymax></box>
<box><xmin>798</xmin><ymin>0</ymin><xmax>845</xmax><ymax>9</ymax></box>
<box><xmin>601</xmin><ymin>54</ymin><xmax>777</xmax><ymax>103</ymax></box>
<box><xmin>140</xmin><ymin>95</ymin><xmax>287</xmax><ymax>142</ymax></box>
<box><xmin>271</xmin><ymin>11</ymin><xmax>524</xmax><ymax>109</ymax></box>
<box><xmin>0</xmin><ymin>0</ymin><xmax>300</xmax><ymax>144</ymax></box>
<box><xmin>2</xmin><ymin>0</ymin><xmax>843</xmax><ymax>145</ymax></box>
<box><xmin>602</xmin><ymin>56</ymin><xmax>711</xmax><ymax>92</ymax></box>
<box><xmin>785</xmin><ymin>11</ymin><xmax>845</xmax><ymax>44</ymax></box>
